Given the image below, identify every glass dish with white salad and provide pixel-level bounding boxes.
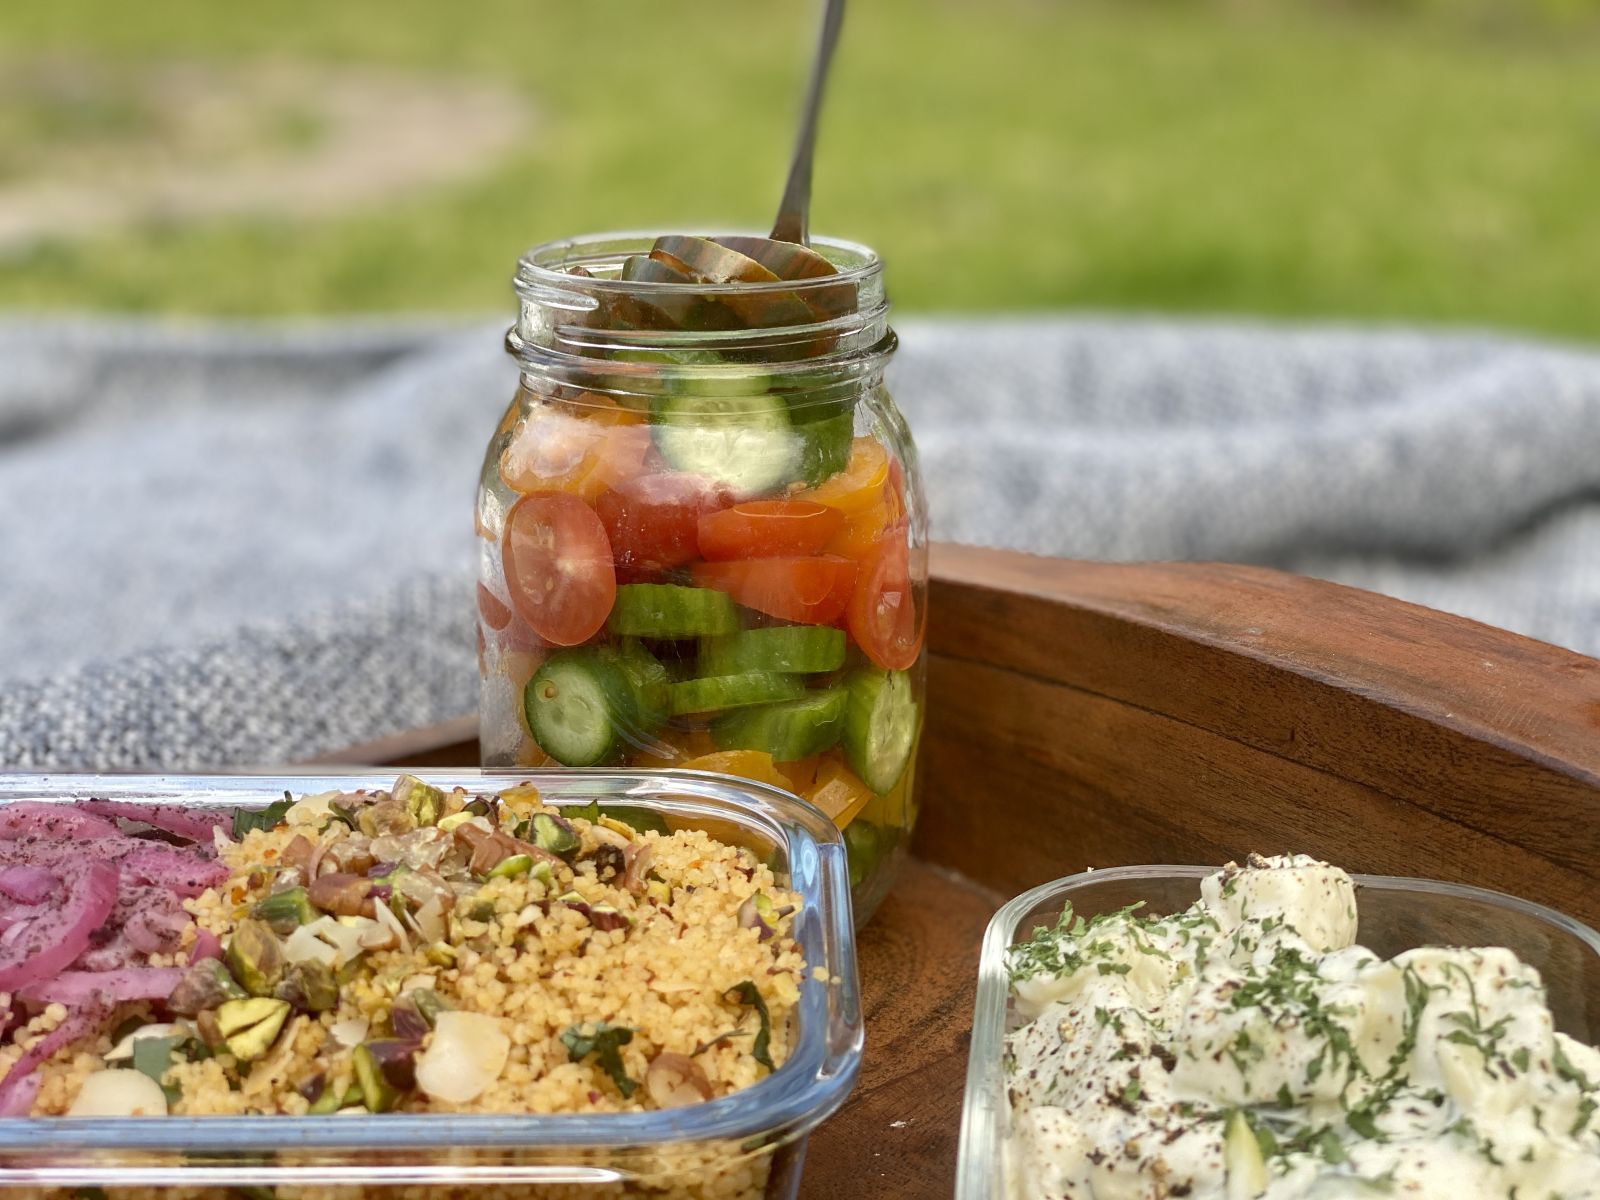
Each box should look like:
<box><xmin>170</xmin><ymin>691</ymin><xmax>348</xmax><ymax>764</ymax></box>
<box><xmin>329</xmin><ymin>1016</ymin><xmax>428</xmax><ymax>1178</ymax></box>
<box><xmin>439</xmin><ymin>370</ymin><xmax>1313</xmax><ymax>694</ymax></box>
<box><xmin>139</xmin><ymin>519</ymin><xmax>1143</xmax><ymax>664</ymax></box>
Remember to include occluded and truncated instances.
<box><xmin>958</xmin><ymin>854</ymin><xmax>1600</xmax><ymax>1199</ymax></box>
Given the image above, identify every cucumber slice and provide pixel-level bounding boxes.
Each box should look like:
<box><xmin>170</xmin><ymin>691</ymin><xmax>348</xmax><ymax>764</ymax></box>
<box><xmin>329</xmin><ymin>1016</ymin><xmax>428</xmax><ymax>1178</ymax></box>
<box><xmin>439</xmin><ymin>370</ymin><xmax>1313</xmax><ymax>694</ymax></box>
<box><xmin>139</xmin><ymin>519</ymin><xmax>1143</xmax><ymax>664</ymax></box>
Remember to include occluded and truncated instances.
<box><xmin>700</xmin><ymin>627</ymin><xmax>847</xmax><ymax>676</ymax></box>
<box><xmin>599</xmin><ymin>639</ymin><xmax>671</xmax><ymax>731</ymax></box>
<box><xmin>712</xmin><ymin>689</ymin><xmax>846</xmax><ymax>761</ymax></box>
<box><xmin>524</xmin><ymin>650</ymin><xmax>629</xmax><ymax>767</ymax></box>
<box><xmin>794</xmin><ymin>409</ymin><xmax>854</xmax><ymax>487</ymax></box>
<box><xmin>609</xmin><ymin>584</ymin><xmax>738</xmax><ymax>639</ymax></box>
<box><xmin>842</xmin><ymin>820</ymin><xmax>880</xmax><ymax>891</ymax></box>
<box><xmin>651</xmin><ymin>391</ymin><xmax>797</xmax><ymax>497</ymax></box>
<box><xmin>841</xmin><ymin>669</ymin><xmax>919</xmax><ymax>794</ymax></box>
<box><xmin>669</xmin><ymin>672</ymin><xmax>806</xmax><ymax>716</ymax></box>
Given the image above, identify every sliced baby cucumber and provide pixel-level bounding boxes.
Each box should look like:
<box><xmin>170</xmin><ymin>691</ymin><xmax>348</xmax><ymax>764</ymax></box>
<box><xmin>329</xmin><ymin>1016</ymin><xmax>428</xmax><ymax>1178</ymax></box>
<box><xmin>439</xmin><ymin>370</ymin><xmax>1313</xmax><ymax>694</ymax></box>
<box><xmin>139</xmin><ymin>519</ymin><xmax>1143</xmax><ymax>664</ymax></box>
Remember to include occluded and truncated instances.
<box><xmin>651</xmin><ymin>391</ymin><xmax>797</xmax><ymax>498</ymax></box>
<box><xmin>609</xmin><ymin>584</ymin><xmax>738</xmax><ymax>639</ymax></box>
<box><xmin>841</xmin><ymin>669</ymin><xmax>920</xmax><ymax>794</ymax></box>
<box><xmin>711</xmin><ymin>689</ymin><xmax>846</xmax><ymax>761</ymax></box>
<box><xmin>599</xmin><ymin>639</ymin><xmax>671</xmax><ymax>731</ymax></box>
<box><xmin>668</xmin><ymin>672</ymin><xmax>806</xmax><ymax>716</ymax></box>
<box><xmin>699</xmin><ymin>626</ymin><xmax>847</xmax><ymax>676</ymax></box>
<box><xmin>524</xmin><ymin>650</ymin><xmax>630</xmax><ymax>767</ymax></box>
<box><xmin>793</xmin><ymin>408</ymin><xmax>854</xmax><ymax>488</ymax></box>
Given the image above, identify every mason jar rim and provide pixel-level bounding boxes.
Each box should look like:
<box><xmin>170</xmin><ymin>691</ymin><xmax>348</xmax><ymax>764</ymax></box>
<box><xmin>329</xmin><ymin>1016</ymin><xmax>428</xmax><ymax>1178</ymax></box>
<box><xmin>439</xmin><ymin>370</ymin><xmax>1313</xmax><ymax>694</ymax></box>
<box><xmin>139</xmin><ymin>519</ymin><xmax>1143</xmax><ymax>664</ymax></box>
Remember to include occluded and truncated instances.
<box><xmin>513</xmin><ymin>230</ymin><xmax>885</xmax><ymax>305</ymax></box>
<box><xmin>507</xmin><ymin>230</ymin><xmax>895</xmax><ymax>391</ymax></box>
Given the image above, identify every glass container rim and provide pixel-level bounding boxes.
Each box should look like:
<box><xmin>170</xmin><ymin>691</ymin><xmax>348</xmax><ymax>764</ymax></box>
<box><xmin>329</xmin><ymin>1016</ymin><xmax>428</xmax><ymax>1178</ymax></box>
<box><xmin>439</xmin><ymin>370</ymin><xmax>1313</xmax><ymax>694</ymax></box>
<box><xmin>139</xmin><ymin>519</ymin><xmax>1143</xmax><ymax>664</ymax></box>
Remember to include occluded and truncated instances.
<box><xmin>0</xmin><ymin>769</ymin><xmax>863</xmax><ymax>1176</ymax></box>
<box><xmin>955</xmin><ymin>862</ymin><xmax>1600</xmax><ymax>1200</ymax></box>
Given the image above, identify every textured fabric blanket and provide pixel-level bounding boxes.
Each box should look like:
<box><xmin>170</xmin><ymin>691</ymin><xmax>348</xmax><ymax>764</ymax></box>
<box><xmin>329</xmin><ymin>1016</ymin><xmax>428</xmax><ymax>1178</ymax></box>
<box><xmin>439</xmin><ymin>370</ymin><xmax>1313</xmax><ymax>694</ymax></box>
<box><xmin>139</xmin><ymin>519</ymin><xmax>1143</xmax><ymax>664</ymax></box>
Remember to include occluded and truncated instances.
<box><xmin>2</xmin><ymin>316</ymin><xmax>1596</xmax><ymax>769</ymax></box>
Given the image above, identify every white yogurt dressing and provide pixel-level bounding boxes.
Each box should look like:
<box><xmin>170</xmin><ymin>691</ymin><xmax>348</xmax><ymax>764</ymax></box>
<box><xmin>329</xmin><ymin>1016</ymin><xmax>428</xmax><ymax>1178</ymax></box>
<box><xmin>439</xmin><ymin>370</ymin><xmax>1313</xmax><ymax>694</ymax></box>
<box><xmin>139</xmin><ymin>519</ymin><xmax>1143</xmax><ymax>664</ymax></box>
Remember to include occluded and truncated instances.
<box><xmin>1003</xmin><ymin>854</ymin><xmax>1600</xmax><ymax>1199</ymax></box>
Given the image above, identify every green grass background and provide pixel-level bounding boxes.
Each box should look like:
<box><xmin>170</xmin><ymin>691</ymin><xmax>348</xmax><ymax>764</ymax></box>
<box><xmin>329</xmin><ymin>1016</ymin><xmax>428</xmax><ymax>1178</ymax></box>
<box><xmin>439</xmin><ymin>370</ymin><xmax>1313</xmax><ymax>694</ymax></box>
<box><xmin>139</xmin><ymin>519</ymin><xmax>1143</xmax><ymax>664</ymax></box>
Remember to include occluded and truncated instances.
<box><xmin>3</xmin><ymin>0</ymin><xmax>1600</xmax><ymax>339</ymax></box>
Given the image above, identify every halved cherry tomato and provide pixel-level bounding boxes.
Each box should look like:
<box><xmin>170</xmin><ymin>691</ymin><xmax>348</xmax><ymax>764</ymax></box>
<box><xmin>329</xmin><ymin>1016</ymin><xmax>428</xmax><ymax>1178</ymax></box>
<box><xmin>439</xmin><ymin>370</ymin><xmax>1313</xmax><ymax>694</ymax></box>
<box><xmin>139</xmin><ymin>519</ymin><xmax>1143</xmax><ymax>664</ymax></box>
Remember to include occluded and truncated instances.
<box><xmin>500</xmin><ymin>409</ymin><xmax>651</xmax><ymax>502</ymax></box>
<box><xmin>597</xmin><ymin>474</ymin><xmax>729</xmax><ymax>582</ymax></box>
<box><xmin>797</xmin><ymin>437</ymin><xmax>889</xmax><ymax>514</ymax></box>
<box><xmin>477</xmin><ymin>582</ymin><xmax>514</xmax><ymax>632</ymax></box>
<box><xmin>698</xmin><ymin>500</ymin><xmax>844</xmax><ymax>561</ymax></box>
<box><xmin>847</xmin><ymin>529</ymin><xmax>924</xmax><ymax>670</ymax></box>
<box><xmin>691</xmin><ymin>556</ymin><xmax>857</xmax><ymax>625</ymax></box>
<box><xmin>501</xmin><ymin>493</ymin><xmax>616</xmax><ymax>646</ymax></box>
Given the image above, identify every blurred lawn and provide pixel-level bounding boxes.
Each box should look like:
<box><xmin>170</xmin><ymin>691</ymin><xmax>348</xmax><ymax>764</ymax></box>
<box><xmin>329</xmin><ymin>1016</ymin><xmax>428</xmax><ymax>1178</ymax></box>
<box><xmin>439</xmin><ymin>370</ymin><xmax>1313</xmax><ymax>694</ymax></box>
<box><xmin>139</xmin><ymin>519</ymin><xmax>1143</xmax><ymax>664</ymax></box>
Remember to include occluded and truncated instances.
<box><xmin>2</xmin><ymin>0</ymin><xmax>1600</xmax><ymax>339</ymax></box>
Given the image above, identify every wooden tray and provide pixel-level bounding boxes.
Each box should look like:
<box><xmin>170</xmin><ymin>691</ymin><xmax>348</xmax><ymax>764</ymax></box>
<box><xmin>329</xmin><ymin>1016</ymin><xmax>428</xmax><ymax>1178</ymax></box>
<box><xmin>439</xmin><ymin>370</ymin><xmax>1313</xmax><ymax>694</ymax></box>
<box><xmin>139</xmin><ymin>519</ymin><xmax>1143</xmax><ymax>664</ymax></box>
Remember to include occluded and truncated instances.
<box><xmin>311</xmin><ymin>543</ymin><xmax>1600</xmax><ymax>1198</ymax></box>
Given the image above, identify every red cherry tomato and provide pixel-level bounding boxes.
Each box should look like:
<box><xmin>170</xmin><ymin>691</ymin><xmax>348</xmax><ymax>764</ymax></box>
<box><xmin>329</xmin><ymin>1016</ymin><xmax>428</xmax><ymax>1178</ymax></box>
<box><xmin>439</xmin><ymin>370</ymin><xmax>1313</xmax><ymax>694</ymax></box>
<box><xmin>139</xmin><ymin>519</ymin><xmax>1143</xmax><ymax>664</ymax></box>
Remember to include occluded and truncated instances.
<box><xmin>698</xmin><ymin>500</ymin><xmax>845</xmax><ymax>561</ymax></box>
<box><xmin>477</xmin><ymin>582</ymin><xmax>514</xmax><ymax>632</ymax></box>
<box><xmin>847</xmin><ymin>529</ymin><xmax>924</xmax><ymax>670</ymax></box>
<box><xmin>501</xmin><ymin>493</ymin><xmax>616</xmax><ymax>646</ymax></box>
<box><xmin>596</xmin><ymin>475</ymin><xmax>729</xmax><ymax>582</ymax></box>
<box><xmin>691</xmin><ymin>556</ymin><xmax>858</xmax><ymax>625</ymax></box>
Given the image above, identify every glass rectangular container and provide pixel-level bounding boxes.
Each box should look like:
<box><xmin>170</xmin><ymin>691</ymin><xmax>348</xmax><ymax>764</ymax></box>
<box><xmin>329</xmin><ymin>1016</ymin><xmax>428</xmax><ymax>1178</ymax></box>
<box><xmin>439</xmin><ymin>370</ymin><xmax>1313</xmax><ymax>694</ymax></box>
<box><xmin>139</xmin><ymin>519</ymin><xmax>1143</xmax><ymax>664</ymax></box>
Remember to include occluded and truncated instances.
<box><xmin>956</xmin><ymin>864</ymin><xmax>1600</xmax><ymax>1200</ymax></box>
<box><xmin>0</xmin><ymin>769</ymin><xmax>862</xmax><ymax>1199</ymax></box>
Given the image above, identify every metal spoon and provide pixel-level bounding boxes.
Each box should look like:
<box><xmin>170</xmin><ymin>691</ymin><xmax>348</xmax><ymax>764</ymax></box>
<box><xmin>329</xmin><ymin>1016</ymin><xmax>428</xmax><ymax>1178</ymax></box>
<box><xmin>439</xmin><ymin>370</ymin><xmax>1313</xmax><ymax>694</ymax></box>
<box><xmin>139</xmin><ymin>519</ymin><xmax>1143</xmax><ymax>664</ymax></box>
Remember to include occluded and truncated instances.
<box><xmin>769</xmin><ymin>0</ymin><xmax>846</xmax><ymax>246</ymax></box>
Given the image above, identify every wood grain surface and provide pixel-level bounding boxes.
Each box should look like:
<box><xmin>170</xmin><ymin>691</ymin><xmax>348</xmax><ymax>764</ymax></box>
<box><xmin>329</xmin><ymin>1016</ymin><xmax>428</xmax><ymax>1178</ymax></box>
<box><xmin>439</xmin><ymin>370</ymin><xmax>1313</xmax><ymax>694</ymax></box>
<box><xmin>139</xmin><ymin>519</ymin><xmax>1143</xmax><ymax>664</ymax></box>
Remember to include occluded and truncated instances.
<box><xmin>798</xmin><ymin>861</ymin><xmax>1002</xmax><ymax>1199</ymax></box>
<box><xmin>916</xmin><ymin>544</ymin><xmax>1600</xmax><ymax>924</ymax></box>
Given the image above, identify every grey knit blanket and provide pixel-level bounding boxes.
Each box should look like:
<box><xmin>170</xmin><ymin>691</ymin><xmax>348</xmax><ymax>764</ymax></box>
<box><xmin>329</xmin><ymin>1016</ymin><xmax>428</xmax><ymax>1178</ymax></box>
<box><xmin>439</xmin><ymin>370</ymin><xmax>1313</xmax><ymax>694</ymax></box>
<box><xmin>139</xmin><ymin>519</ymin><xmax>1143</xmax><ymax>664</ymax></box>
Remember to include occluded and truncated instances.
<box><xmin>2</xmin><ymin>316</ymin><xmax>1597</xmax><ymax>769</ymax></box>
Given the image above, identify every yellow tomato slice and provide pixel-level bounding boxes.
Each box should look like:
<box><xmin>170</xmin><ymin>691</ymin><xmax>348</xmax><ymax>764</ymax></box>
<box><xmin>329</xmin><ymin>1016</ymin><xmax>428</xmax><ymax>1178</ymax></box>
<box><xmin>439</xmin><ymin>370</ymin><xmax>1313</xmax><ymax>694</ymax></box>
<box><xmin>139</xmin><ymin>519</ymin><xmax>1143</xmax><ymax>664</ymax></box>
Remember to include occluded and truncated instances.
<box><xmin>823</xmin><ymin>495</ymin><xmax>894</xmax><ymax>561</ymax></box>
<box><xmin>806</xmin><ymin>756</ymin><xmax>875</xmax><ymax>828</ymax></box>
<box><xmin>775</xmin><ymin>754</ymin><xmax>820</xmax><ymax>794</ymax></box>
<box><xmin>797</xmin><ymin>438</ymin><xmax>889</xmax><ymax>514</ymax></box>
<box><xmin>679</xmin><ymin>750</ymin><xmax>795</xmax><ymax>793</ymax></box>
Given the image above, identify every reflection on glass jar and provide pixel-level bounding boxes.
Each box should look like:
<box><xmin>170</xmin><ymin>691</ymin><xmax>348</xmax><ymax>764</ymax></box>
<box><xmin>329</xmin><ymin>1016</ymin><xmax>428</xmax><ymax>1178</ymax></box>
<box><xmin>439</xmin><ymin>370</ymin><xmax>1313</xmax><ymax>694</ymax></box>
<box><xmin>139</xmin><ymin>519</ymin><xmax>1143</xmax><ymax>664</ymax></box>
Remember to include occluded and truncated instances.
<box><xmin>477</xmin><ymin>232</ymin><xmax>925</xmax><ymax>923</ymax></box>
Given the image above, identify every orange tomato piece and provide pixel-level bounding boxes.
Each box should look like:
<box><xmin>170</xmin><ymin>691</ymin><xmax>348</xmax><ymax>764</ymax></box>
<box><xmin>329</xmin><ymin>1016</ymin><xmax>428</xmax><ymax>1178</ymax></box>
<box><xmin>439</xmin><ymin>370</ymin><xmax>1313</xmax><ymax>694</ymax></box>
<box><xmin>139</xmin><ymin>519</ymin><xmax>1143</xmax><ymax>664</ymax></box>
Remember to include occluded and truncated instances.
<box><xmin>500</xmin><ymin>407</ymin><xmax>651</xmax><ymax>502</ymax></box>
<box><xmin>807</xmin><ymin>755</ymin><xmax>875</xmax><ymax>828</ymax></box>
<box><xmin>775</xmin><ymin>754</ymin><xmax>821</xmax><ymax>794</ymax></box>
<box><xmin>797</xmin><ymin>438</ymin><xmax>890</xmax><ymax>514</ymax></box>
<box><xmin>679</xmin><ymin>750</ymin><xmax>795</xmax><ymax>793</ymax></box>
<box><xmin>823</xmin><ymin>495</ymin><xmax>895</xmax><ymax>561</ymax></box>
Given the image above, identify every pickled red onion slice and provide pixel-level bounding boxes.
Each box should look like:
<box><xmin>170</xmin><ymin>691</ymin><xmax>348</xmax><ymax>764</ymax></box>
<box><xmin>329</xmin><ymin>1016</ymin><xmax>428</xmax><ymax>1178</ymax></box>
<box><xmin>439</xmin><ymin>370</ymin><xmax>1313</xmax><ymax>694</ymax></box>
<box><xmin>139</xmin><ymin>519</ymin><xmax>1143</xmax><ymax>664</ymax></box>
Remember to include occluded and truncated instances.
<box><xmin>17</xmin><ymin>967</ymin><xmax>183</xmax><ymax>1008</ymax></box>
<box><xmin>0</xmin><ymin>867</ymin><xmax>53</xmax><ymax>906</ymax></box>
<box><xmin>72</xmin><ymin>801</ymin><xmax>232</xmax><ymax>844</ymax></box>
<box><xmin>0</xmin><ymin>803</ymin><xmax>120</xmax><ymax>841</ymax></box>
<box><xmin>0</xmin><ymin>861</ymin><xmax>118</xmax><ymax>991</ymax></box>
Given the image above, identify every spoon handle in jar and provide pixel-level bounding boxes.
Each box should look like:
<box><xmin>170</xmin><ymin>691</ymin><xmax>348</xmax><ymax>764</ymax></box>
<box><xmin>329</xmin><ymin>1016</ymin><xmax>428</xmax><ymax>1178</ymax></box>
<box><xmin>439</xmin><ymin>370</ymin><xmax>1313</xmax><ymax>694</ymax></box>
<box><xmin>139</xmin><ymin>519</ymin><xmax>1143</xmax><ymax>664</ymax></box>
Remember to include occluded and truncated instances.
<box><xmin>770</xmin><ymin>0</ymin><xmax>847</xmax><ymax>246</ymax></box>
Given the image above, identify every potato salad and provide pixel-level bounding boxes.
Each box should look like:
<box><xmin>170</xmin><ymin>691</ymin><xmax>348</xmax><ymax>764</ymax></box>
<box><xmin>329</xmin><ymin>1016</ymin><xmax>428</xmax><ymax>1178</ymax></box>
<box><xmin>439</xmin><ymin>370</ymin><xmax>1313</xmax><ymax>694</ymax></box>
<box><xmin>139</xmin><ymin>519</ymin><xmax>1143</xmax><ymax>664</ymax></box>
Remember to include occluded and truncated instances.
<box><xmin>1004</xmin><ymin>854</ymin><xmax>1600</xmax><ymax>1198</ymax></box>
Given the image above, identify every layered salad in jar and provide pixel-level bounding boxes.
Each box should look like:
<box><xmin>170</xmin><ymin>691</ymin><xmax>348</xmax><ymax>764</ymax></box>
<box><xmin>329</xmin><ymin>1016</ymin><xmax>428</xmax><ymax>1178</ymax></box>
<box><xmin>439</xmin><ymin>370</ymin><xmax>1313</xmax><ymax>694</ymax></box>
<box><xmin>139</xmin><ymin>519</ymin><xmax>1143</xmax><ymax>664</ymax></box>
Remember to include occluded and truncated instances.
<box><xmin>477</xmin><ymin>233</ymin><xmax>924</xmax><ymax>912</ymax></box>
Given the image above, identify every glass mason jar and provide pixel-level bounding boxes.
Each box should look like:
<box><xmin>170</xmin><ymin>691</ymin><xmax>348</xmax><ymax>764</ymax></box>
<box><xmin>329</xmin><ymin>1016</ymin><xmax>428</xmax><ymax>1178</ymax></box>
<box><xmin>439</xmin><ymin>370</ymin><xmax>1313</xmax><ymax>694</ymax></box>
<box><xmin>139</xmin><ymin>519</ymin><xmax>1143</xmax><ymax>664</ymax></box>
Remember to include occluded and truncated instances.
<box><xmin>476</xmin><ymin>232</ymin><xmax>926</xmax><ymax>921</ymax></box>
